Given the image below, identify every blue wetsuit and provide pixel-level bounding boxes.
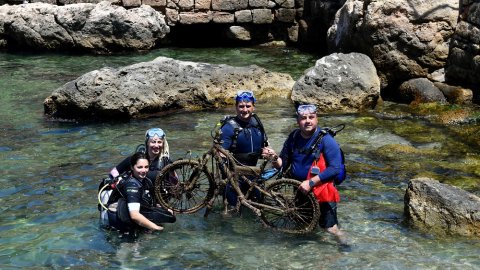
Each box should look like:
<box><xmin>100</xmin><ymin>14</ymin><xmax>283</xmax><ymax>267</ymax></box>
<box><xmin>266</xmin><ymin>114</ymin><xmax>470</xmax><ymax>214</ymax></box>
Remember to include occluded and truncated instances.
<box><xmin>279</xmin><ymin>127</ymin><xmax>343</xmax><ymax>182</ymax></box>
<box><xmin>220</xmin><ymin>115</ymin><xmax>266</xmax><ymax>166</ymax></box>
<box><xmin>279</xmin><ymin>127</ymin><xmax>344</xmax><ymax>228</ymax></box>
<box><xmin>220</xmin><ymin>115</ymin><xmax>267</xmax><ymax>205</ymax></box>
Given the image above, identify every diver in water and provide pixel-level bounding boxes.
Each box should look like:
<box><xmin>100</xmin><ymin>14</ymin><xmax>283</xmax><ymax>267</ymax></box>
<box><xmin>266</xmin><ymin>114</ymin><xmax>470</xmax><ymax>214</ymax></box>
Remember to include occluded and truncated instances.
<box><xmin>220</xmin><ymin>90</ymin><xmax>269</xmax><ymax>208</ymax></box>
<box><xmin>263</xmin><ymin>104</ymin><xmax>348</xmax><ymax>246</ymax></box>
<box><xmin>109</xmin><ymin>127</ymin><xmax>171</xmax><ymax>182</ymax></box>
<box><xmin>100</xmin><ymin>152</ymin><xmax>176</xmax><ymax>233</ymax></box>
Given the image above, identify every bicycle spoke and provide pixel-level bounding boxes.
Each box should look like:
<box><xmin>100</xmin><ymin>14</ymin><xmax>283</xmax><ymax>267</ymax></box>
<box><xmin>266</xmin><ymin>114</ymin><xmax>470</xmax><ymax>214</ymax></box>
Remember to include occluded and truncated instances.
<box><xmin>155</xmin><ymin>160</ymin><xmax>215</xmax><ymax>214</ymax></box>
<box><xmin>260</xmin><ymin>179</ymin><xmax>320</xmax><ymax>233</ymax></box>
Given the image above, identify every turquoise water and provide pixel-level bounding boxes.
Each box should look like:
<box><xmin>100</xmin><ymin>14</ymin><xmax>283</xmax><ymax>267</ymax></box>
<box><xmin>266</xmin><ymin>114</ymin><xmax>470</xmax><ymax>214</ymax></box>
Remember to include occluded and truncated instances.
<box><xmin>0</xmin><ymin>48</ymin><xmax>479</xmax><ymax>269</ymax></box>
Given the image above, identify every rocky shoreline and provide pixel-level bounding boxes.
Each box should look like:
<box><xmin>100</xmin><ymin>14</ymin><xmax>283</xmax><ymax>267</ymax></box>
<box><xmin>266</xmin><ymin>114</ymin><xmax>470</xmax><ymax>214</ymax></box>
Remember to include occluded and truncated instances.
<box><xmin>43</xmin><ymin>56</ymin><xmax>295</xmax><ymax>120</ymax></box>
<box><xmin>2</xmin><ymin>1</ymin><xmax>478</xmax><ymax>107</ymax></box>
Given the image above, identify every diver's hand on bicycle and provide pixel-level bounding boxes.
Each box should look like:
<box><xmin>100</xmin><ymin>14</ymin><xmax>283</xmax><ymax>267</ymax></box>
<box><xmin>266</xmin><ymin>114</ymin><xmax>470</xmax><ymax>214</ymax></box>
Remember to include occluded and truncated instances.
<box><xmin>262</xmin><ymin>147</ymin><xmax>282</xmax><ymax>168</ymax></box>
<box><xmin>300</xmin><ymin>180</ymin><xmax>312</xmax><ymax>194</ymax></box>
<box><xmin>261</xmin><ymin>147</ymin><xmax>275</xmax><ymax>158</ymax></box>
<box><xmin>217</xmin><ymin>150</ymin><xmax>227</xmax><ymax>159</ymax></box>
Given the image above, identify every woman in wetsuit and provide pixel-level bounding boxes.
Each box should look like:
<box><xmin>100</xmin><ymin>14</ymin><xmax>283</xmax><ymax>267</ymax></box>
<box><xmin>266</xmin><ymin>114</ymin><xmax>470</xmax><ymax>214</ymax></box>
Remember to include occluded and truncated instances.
<box><xmin>105</xmin><ymin>152</ymin><xmax>176</xmax><ymax>232</ymax></box>
<box><xmin>109</xmin><ymin>127</ymin><xmax>171</xmax><ymax>181</ymax></box>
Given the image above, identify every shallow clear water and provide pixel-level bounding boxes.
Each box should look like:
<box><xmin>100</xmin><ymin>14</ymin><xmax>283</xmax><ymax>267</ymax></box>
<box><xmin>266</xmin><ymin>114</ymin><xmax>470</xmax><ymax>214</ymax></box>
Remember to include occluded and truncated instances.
<box><xmin>0</xmin><ymin>48</ymin><xmax>479</xmax><ymax>269</ymax></box>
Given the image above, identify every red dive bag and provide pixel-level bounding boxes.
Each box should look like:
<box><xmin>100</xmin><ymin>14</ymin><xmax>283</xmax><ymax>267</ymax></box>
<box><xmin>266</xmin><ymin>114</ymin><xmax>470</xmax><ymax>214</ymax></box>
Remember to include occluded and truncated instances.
<box><xmin>307</xmin><ymin>154</ymin><xmax>340</xmax><ymax>203</ymax></box>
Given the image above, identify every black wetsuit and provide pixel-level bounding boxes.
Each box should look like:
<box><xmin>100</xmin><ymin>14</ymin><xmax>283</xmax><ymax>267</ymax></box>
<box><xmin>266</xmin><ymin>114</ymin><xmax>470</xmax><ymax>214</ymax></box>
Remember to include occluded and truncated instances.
<box><xmin>106</xmin><ymin>175</ymin><xmax>175</xmax><ymax>232</ymax></box>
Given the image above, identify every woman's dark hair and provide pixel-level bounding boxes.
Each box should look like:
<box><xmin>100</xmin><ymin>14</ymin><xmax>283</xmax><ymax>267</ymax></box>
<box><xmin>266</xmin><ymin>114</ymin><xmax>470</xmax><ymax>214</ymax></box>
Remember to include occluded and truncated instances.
<box><xmin>130</xmin><ymin>152</ymin><xmax>148</xmax><ymax>168</ymax></box>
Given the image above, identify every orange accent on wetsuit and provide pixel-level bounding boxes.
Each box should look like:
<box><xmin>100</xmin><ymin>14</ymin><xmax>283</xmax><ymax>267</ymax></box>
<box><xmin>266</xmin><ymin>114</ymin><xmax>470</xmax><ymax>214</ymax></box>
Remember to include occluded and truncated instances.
<box><xmin>307</xmin><ymin>153</ymin><xmax>340</xmax><ymax>203</ymax></box>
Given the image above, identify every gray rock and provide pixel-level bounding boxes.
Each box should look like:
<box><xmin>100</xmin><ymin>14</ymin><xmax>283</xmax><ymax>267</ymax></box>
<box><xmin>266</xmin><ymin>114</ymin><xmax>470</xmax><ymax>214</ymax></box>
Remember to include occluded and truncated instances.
<box><xmin>212</xmin><ymin>11</ymin><xmax>234</xmax><ymax>23</ymax></box>
<box><xmin>212</xmin><ymin>0</ymin><xmax>248</xmax><ymax>11</ymax></box>
<box><xmin>327</xmin><ymin>0</ymin><xmax>458</xmax><ymax>92</ymax></box>
<box><xmin>292</xmin><ymin>52</ymin><xmax>380</xmax><ymax>113</ymax></box>
<box><xmin>405</xmin><ymin>177</ymin><xmax>480</xmax><ymax>237</ymax></box>
<box><xmin>194</xmin><ymin>0</ymin><xmax>211</xmax><ymax>10</ymax></box>
<box><xmin>179</xmin><ymin>12</ymin><xmax>211</xmax><ymax>24</ymax></box>
<box><xmin>446</xmin><ymin>1</ymin><xmax>480</xmax><ymax>96</ymax></box>
<box><xmin>275</xmin><ymin>8</ymin><xmax>296</xmax><ymax>23</ymax></box>
<box><xmin>252</xmin><ymin>9</ymin><xmax>273</xmax><ymax>24</ymax></box>
<box><xmin>227</xmin><ymin>25</ymin><xmax>251</xmax><ymax>41</ymax></box>
<box><xmin>235</xmin><ymin>10</ymin><xmax>252</xmax><ymax>23</ymax></box>
<box><xmin>287</xmin><ymin>24</ymin><xmax>298</xmax><ymax>42</ymax></box>
<box><xmin>178</xmin><ymin>0</ymin><xmax>194</xmax><ymax>10</ymax></box>
<box><xmin>0</xmin><ymin>1</ymin><xmax>169</xmax><ymax>54</ymax></box>
<box><xmin>165</xmin><ymin>8</ymin><xmax>180</xmax><ymax>25</ymax></box>
<box><xmin>249</xmin><ymin>0</ymin><xmax>269</xmax><ymax>8</ymax></box>
<box><xmin>122</xmin><ymin>0</ymin><xmax>141</xmax><ymax>7</ymax></box>
<box><xmin>57</xmin><ymin>0</ymin><xmax>104</xmax><ymax>4</ymax></box>
<box><xmin>398</xmin><ymin>78</ymin><xmax>447</xmax><ymax>104</ymax></box>
<box><xmin>273</xmin><ymin>0</ymin><xmax>294</xmax><ymax>8</ymax></box>
<box><xmin>143</xmin><ymin>0</ymin><xmax>167</xmax><ymax>7</ymax></box>
<box><xmin>44</xmin><ymin>57</ymin><xmax>294</xmax><ymax>121</ymax></box>
<box><xmin>428</xmin><ymin>68</ymin><xmax>445</xmax><ymax>83</ymax></box>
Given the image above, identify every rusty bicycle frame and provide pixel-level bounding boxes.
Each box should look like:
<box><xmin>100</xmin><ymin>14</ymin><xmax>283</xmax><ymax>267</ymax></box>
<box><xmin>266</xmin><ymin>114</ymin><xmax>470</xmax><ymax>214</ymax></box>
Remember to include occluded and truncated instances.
<box><xmin>155</xmin><ymin>124</ymin><xmax>320</xmax><ymax>233</ymax></box>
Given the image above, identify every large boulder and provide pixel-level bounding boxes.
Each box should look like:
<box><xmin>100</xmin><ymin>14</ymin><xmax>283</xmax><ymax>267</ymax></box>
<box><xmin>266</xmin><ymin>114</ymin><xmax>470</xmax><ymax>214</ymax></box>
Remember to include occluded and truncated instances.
<box><xmin>43</xmin><ymin>56</ymin><xmax>294</xmax><ymax>121</ymax></box>
<box><xmin>291</xmin><ymin>52</ymin><xmax>380</xmax><ymax>113</ymax></box>
<box><xmin>0</xmin><ymin>1</ymin><xmax>169</xmax><ymax>54</ymax></box>
<box><xmin>405</xmin><ymin>177</ymin><xmax>480</xmax><ymax>237</ymax></box>
<box><xmin>327</xmin><ymin>0</ymin><xmax>458</xmax><ymax>95</ymax></box>
<box><xmin>445</xmin><ymin>1</ymin><xmax>480</xmax><ymax>97</ymax></box>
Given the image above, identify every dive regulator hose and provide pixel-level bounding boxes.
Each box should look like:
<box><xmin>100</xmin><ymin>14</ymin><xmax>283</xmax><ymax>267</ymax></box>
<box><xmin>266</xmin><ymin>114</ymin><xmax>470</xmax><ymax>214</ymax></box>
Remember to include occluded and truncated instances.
<box><xmin>98</xmin><ymin>184</ymin><xmax>110</xmax><ymax>211</ymax></box>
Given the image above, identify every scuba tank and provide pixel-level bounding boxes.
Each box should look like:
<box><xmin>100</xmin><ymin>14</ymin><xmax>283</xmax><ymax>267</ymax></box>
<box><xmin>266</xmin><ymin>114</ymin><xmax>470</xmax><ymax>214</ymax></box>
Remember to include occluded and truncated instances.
<box><xmin>97</xmin><ymin>172</ymin><xmax>129</xmax><ymax>212</ymax></box>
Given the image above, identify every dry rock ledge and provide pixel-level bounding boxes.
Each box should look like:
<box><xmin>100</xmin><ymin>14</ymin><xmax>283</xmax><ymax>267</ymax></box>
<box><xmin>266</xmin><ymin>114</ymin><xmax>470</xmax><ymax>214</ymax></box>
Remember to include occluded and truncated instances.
<box><xmin>43</xmin><ymin>56</ymin><xmax>294</xmax><ymax>121</ymax></box>
<box><xmin>327</xmin><ymin>0</ymin><xmax>458</xmax><ymax>92</ymax></box>
<box><xmin>405</xmin><ymin>177</ymin><xmax>480</xmax><ymax>237</ymax></box>
<box><xmin>292</xmin><ymin>52</ymin><xmax>381</xmax><ymax>113</ymax></box>
<box><xmin>0</xmin><ymin>1</ymin><xmax>169</xmax><ymax>53</ymax></box>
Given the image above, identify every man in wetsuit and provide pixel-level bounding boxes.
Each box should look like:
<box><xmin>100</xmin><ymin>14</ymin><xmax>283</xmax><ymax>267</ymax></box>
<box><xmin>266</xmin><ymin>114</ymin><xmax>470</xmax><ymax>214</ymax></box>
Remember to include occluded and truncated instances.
<box><xmin>263</xmin><ymin>104</ymin><xmax>347</xmax><ymax>245</ymax></box>
<box><xmin>220</xmin><ymin>90</ymin><xmax>269</xmax><ymax>207</ymax></box>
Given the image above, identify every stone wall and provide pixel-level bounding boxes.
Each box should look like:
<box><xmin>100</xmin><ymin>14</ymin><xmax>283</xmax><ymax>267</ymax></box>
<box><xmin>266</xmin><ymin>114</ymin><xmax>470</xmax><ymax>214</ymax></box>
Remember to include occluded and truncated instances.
<box><xmin>117</xmin><ymin>0</ymin><xmax>297</xmax><ymax>27</ymax></box>
<box><xmin>6</xmin><ymin>0</ymin><xmax>303</xmax><ymax>44</ymax></box>
<box><xmin>1</xmin><ymin>0</ymin><xmax>343</xmax><ymax>48</ymax></box>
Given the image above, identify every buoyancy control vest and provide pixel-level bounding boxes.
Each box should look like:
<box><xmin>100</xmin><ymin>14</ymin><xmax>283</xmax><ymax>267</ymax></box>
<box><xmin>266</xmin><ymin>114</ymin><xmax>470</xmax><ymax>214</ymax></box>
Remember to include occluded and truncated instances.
<box><xmin>287</xmin><ymin>125</ymin><xmax>346</xmax><ymax>185</ymax></box>
<box><xmin>220</xmin><ymin>113</ymin><xmax>269</xmax><ymax>150</ymax></box>
<box><xmin>220</xmin><ymin>113</ymin><xmax>268</xmax><ymax>165</ymax></box>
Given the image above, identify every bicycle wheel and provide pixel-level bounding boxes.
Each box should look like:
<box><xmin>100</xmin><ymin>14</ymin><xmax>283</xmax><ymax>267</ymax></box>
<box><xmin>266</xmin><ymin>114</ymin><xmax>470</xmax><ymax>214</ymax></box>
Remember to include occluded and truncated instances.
<box><xmin>260</xmin><ymin>178</ymin><xmax>320</xmax><ymax>234</ymax></box>
<box><xmin>155</xmin><ymin>160</ymin><xmax>215</xmax><ymax>214</ymax></box>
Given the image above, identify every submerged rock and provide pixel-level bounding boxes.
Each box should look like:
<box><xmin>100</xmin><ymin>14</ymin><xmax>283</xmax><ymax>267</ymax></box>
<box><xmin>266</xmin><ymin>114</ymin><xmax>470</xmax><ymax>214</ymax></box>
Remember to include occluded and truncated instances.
<box><xmin>405</xmin><ymin>177</ymin><xmax>480</xmax><ymax>237</ymax></box>
<box><xmin>43</xmin><ymin>56</ymin><xmax>294</xmax><ymax>121</ymax></box>
<box><xmin>0</xmin><ymin>1</ymin><xmax>169</xmax><ymax>54</ymax></box>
